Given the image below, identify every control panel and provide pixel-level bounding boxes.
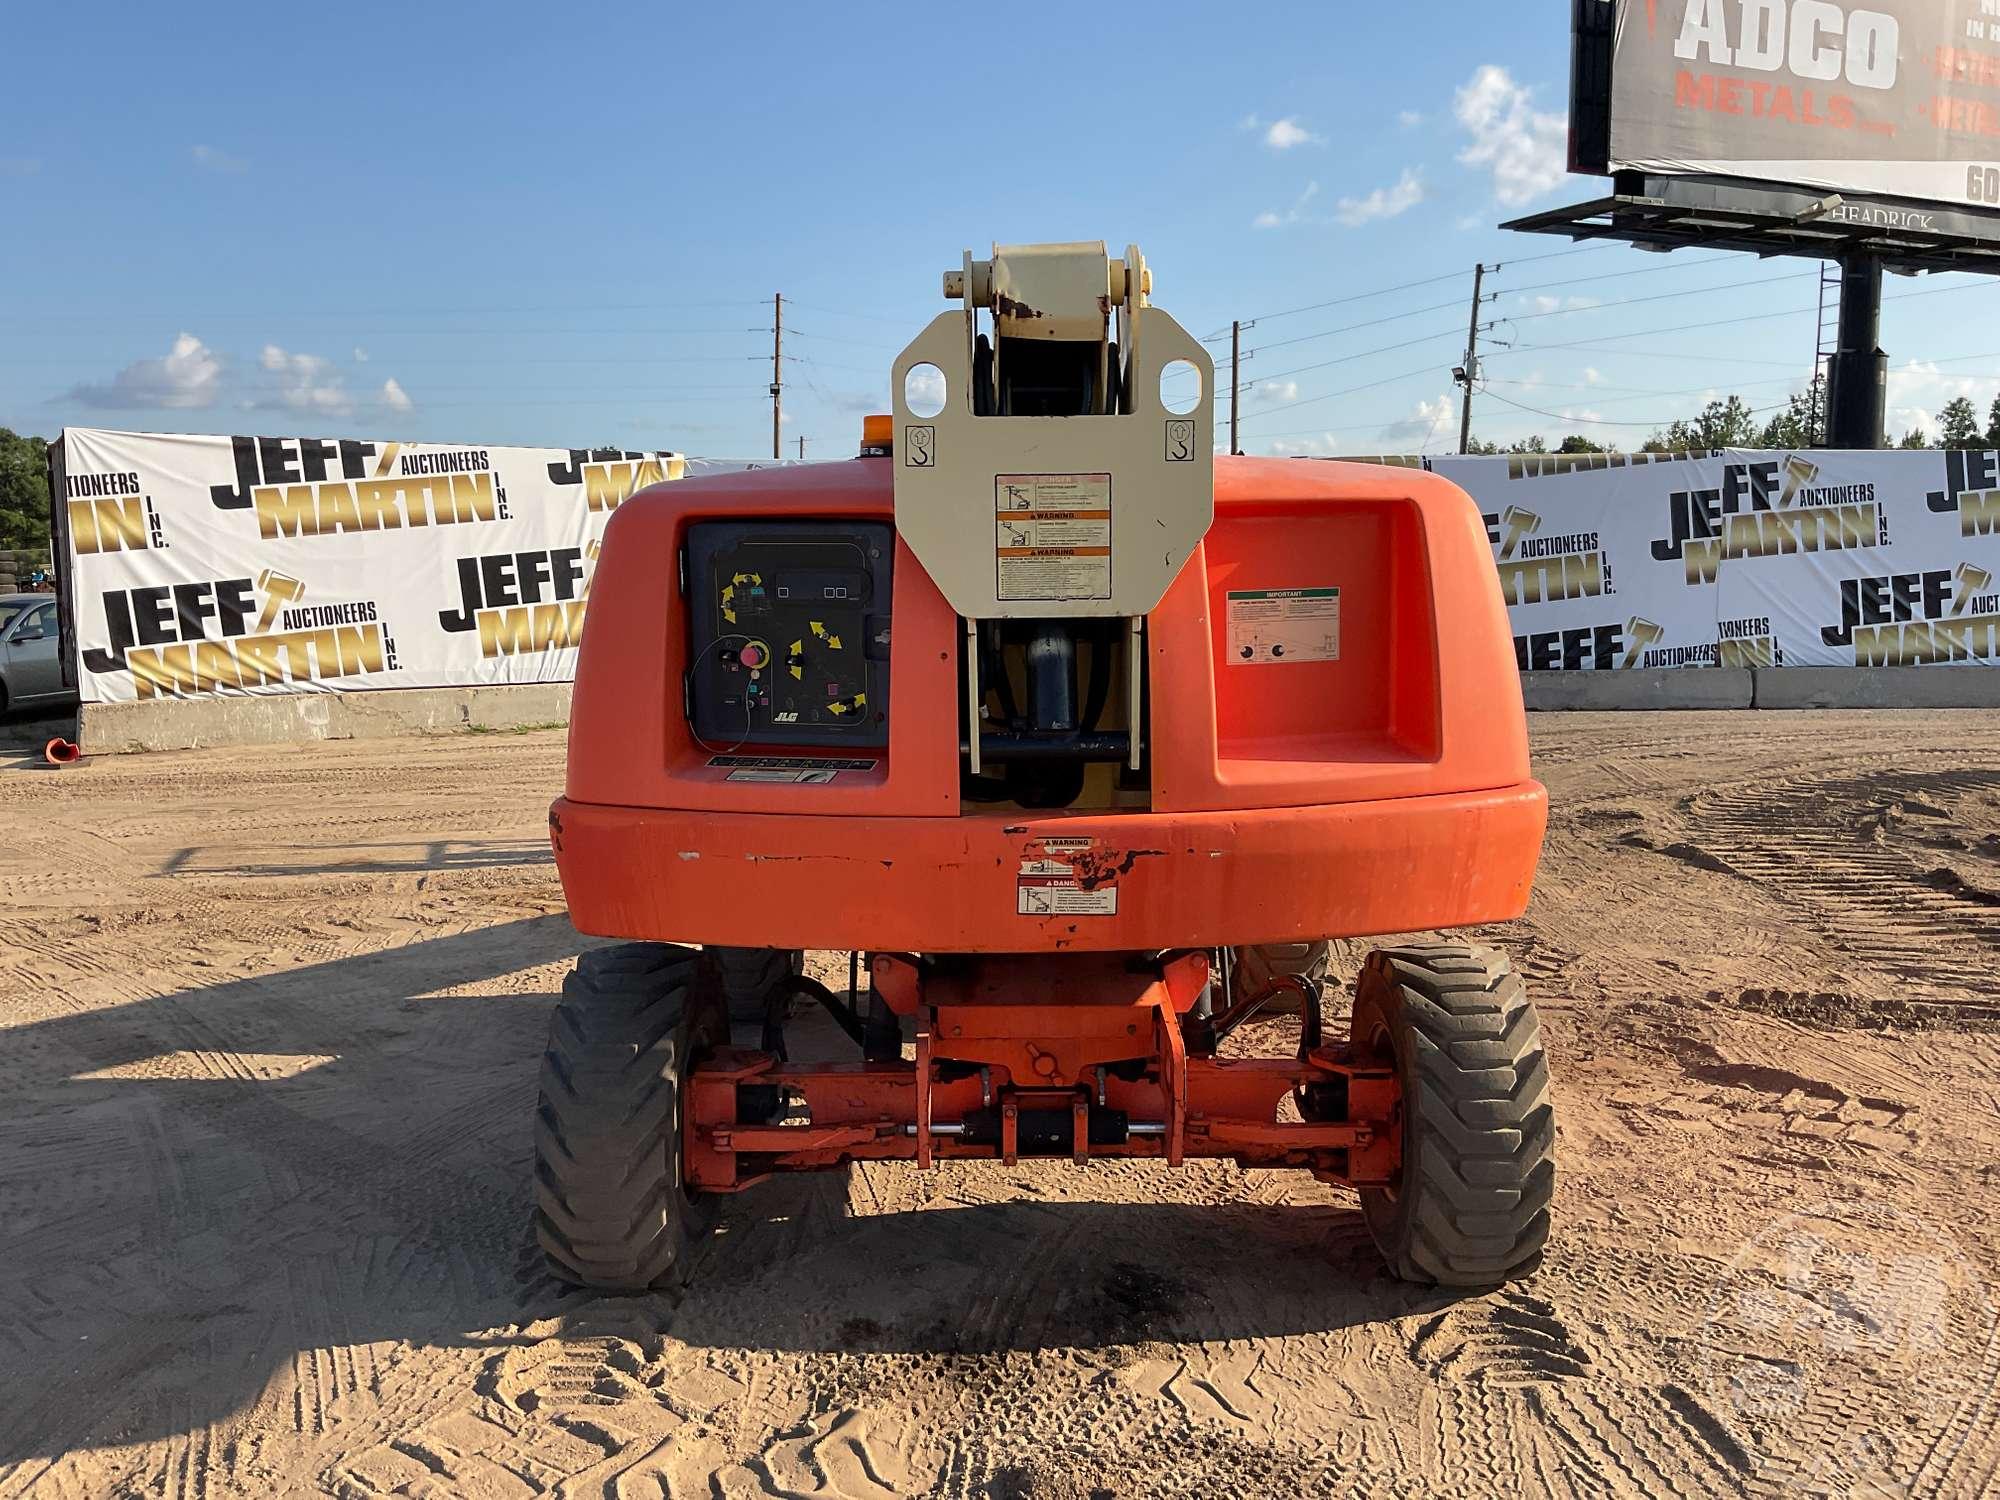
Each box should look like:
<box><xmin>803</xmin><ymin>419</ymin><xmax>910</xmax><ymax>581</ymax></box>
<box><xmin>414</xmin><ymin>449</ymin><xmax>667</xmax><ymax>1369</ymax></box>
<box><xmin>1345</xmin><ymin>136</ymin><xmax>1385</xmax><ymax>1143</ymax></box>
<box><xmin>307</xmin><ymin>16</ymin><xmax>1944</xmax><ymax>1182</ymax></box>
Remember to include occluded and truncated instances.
<box><xmin>685</xmin><ymin>521</ymin><xmax>893</xmax><ymax>749</ymax></box>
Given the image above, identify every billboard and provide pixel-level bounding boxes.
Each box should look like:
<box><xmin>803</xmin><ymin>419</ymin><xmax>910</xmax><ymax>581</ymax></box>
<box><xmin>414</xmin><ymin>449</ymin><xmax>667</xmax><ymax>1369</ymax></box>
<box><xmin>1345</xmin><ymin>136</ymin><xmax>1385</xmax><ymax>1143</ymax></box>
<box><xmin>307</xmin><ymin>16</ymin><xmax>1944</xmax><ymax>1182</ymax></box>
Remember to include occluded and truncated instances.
<box><xmin>54</xmin><ymin>428</ymin><xmax>783</xmax><ymax>705</ymax></box>
<box><xmin>1573</xmin><ymin>0</ymin><xmax>2000</xmax><ymax>210</ymax></box>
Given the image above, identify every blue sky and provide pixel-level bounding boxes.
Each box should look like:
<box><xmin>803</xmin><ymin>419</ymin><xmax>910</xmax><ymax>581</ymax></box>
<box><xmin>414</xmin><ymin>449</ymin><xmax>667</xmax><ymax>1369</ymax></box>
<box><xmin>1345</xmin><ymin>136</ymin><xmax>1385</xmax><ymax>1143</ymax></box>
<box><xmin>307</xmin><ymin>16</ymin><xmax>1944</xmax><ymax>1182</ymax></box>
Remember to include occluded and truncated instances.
<box><xmin>4</xmin><ymin>0</ymin><xmax>1997</xmax><ymax>458</ymax></box>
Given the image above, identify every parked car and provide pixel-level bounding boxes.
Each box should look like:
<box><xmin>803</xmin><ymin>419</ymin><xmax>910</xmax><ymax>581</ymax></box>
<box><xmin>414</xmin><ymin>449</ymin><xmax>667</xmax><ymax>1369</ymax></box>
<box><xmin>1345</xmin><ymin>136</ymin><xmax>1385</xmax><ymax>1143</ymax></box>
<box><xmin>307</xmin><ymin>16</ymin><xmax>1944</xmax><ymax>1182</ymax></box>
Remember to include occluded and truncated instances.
<box><xmin>0</xmin><ymin>594</ymin><xmax>73</xmax><ymax>713</ymax></box>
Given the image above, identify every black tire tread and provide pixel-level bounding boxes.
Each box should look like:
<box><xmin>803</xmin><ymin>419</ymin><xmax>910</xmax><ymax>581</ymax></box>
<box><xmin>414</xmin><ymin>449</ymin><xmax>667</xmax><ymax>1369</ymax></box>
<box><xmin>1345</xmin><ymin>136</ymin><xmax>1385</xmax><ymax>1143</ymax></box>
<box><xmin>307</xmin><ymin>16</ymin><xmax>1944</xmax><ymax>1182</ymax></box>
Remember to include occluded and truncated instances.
<box><xmin>1355</xmin><ymin>943</ymin><xmax>1554</xmax><ymax>1288</ymax></box>
<box><xmin>711</xmin><ymin>946</ymin><xmax>805</xmax><ymax>1023</ymax></box>
<box><xmin>533</xmin><ymin>942</ymin><xmax>700</xmax><ymax>1292</ymax></box>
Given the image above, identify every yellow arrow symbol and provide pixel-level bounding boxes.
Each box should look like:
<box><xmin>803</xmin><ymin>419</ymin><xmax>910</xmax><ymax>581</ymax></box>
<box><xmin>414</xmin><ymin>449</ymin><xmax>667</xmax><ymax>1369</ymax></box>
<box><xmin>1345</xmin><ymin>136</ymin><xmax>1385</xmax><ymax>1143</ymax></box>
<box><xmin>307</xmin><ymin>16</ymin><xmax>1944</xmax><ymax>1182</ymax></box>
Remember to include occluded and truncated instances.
<box><xmin>810</xmin><ymin>620</ymin><xmax>826</xmax><ymax>638</ymax></box>
<box><xmin>825</xmin><ymin>633</ymin><xmax>843</xmax><ymax>651</ymax></box>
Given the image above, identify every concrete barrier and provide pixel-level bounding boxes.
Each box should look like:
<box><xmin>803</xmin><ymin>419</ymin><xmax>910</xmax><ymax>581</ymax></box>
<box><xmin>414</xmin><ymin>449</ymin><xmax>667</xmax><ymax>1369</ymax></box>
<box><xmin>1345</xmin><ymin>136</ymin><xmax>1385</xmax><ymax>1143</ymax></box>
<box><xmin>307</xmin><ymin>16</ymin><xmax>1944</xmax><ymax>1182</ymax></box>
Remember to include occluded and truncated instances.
<box><xmin>1753</xmin><ymin>667</ymin><xmax>2000</xmax><ymax>710</ymax></box>
<box><xmin>78</xmin><ymin>683</ymin><xmax>572</xmax><ymax>754</ymax></box>
<box><xmin>1520</xmin><ymin>668</ymin><xmax>1755</xmax><ymax>711</ymax></box>
<box><xmin>65</xmin><ymin>666</ymin><xmax>2000</xmax><ymax>753</ymax></box>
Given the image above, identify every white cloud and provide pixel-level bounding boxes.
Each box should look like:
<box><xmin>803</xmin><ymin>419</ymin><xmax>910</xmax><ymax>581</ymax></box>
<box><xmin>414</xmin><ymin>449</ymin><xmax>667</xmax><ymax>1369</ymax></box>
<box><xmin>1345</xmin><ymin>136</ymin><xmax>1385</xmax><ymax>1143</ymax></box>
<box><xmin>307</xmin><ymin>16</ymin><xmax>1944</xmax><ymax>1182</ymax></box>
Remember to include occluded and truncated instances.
<box><xmin>353</xmin><ymin>346</ymin><xmax>370</xmax><ymax>363</ymax></box>
<box><xmin>250</xmin><ymin>346</ymin><xmax>416</xmax><ymax>416</ymax></box>
<box><xmin>191</xmin><ymin>144</ymin><xmax>247</xmax><ymax>174</ymax></box>
<box><xmin>1454</xmin><ymin>65</ymin><xmax>1568</xmax><ymax>207</ymax></box>
<box><xmin>1523</xmin><ymin>293</ymin><xmax>1602</xmax><ymax>315</ymax></box>
<box><xmin>904</xmin><ymin>363</ymin><xmax>946</xmax><ymax>414</ymax></box>
<box><xmin>1335</xmin><ymin>169</ymin><xmax>1425</xmax><ymax>227</ymax></box>
<box><xmin>1380</xmin><ymin>392</ymin><xmax>1460</xmax><ymax>452</ymax></box>
<box><xmin>1253</xmin><ymin>180</ymin><xmax>1320</xmax><ymax>230</ymax></box>
<box><xmin>1253</xmin><ymin>380</ymin><xmax>1300</xmax><ymax>403</ymax></box>
<box><xmin>1584</xmin><ymin>367</ymin><xmax>1605</xmax><ymax>386</ymax></box>
<box><xmin>258</xmin><ymin>344</ymin><xmax>353</xmax><ymax>413</ymax></box>
<box><xmin>1268</xmin><ymin>432</ymin><xmax>1346</xmax><ymax>457</ymax></box>
<box><xmin>1264</xmin><ymin>117</ymin><xmax>1322</xmax><ymax>151</ymax></box>
<box><xmin>1886</xmin><ymin>359</ymin><xmax>1998</xmax><ymax>442</ymax></box>
<box><xmin>65</xmin><ymin>332</ymin><xmax>223</xmax><ymax>410</ymax></box>
<box><xmin>1398</xmin><ymin>110</ymin><xmax>1425</xmax><ymax>130</ymax></box>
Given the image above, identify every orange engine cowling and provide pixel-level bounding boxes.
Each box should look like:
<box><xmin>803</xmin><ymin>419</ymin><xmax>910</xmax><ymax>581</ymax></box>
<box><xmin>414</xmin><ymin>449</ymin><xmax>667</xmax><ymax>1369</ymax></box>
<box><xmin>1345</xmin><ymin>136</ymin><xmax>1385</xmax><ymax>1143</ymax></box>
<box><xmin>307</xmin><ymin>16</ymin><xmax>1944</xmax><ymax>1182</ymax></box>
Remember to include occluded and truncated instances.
<box><xmin>551</xmin><ymin>453</ymin><xmax>1545</xmax><ymax>953</ymax></box>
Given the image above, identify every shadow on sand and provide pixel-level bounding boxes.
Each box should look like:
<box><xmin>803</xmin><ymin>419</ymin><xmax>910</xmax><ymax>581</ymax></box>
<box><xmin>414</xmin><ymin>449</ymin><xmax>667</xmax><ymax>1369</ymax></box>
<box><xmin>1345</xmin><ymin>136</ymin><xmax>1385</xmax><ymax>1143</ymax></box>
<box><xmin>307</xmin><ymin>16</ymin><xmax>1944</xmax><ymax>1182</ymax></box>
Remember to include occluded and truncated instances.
<box><xmin>0</xmin><ymin>917</ymin><xmax>1450</xmax><ymax>1471</ymax></box>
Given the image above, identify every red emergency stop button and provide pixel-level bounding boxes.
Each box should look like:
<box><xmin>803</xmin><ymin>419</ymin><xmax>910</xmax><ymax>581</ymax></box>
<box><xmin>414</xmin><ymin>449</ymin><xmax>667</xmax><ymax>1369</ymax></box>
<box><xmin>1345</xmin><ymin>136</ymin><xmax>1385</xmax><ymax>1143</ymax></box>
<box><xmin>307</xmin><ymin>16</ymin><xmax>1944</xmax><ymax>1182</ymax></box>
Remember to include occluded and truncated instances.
<box><xmin>739</xmin><ymin>641</ymin><xmax>769</xmax><ymax>669</ymax></box>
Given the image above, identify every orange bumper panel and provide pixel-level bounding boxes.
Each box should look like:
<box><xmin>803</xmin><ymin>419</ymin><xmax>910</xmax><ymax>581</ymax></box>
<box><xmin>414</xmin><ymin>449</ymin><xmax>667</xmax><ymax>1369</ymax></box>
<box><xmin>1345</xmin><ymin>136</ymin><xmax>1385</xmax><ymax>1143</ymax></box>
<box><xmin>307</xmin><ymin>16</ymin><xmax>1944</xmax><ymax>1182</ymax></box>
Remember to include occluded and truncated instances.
<box><xmin>550</xmin><ymin>783</ymin><xmax>1546</xmax><ymax>953</ymax></box>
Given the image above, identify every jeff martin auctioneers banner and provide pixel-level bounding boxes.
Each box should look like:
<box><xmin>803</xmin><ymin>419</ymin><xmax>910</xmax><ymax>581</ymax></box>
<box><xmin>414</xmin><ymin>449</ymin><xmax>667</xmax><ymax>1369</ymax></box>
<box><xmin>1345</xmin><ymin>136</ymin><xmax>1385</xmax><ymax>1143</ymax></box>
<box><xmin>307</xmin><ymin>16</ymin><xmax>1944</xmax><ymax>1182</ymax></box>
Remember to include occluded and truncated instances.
<box><xmin>56</xmin><ymin>427</ymin><xmax>780</xmax><ymax>705</ymax></box>
<box><xmin>1433</xmin><ymin>447</ymin><xmax>2000</xmax><ymax>673</ymax></box>
<box><xmin>52</xmin><ymin>428</ymin><xmax>2000</xmax><ymax>705</ymax></box>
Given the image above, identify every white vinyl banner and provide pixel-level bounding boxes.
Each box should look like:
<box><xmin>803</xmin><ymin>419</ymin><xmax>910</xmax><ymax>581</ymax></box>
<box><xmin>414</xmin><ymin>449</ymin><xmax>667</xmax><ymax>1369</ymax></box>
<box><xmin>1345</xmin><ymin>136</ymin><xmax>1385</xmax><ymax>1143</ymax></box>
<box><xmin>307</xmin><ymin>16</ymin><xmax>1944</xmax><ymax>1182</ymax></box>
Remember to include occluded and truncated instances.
<box><xmin>58</xmin><ymin>428</ymin><xmax>783</xmax><ymax>704</ymax></box>
<box><xmin>1430</xmin><ymin>449</ymin><xmax>2000</xmax><ymax>671</ymax></box>
<box><xmin>55</xmin><ymin>430</ymin><xmax>2000</xmax><ymax>705</ymax></box>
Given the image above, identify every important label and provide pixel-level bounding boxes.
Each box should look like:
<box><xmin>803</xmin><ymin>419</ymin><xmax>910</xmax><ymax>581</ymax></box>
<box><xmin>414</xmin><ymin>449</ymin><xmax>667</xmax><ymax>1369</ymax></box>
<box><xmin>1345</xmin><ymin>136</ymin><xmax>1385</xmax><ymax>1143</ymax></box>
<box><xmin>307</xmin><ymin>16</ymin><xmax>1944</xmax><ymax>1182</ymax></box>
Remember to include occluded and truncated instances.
<box><xmin>995</xmin><ymin>472</ymin><xmax>1112</xmax><ymax>602</ymax></box>
<box><xmin>1016</xmin><ymin>835</ymin><xmax>1122</xmax><ymax>917</ymax></box>
<box><xmin>1226</xmin><ymin>587</ymin><xmax>1340</xmax><ymax>665</ymax></box>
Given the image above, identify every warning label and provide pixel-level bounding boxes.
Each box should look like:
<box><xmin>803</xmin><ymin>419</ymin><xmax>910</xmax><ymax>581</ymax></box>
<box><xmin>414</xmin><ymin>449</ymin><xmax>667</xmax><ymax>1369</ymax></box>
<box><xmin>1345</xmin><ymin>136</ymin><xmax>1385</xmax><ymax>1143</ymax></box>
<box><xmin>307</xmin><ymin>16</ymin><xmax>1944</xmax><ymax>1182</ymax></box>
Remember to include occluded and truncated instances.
<box><xmin>1015</xmin><ymin>835</ymin><xmax>1124</xmax><ymax>917</ymax></box>
<box><xmin>995</xmin><ymin>472</ymin><xmax>1112</xmax><ymax>602</ymax></box>
<box><xmin>1226</xmin><ymin>587</ymin><xmax>1340</xmax><ymax>665</ymax></box>
<box><xmin>1018</xmin><ymin>883</ymin><xmax>1119</xmax><ymax>916</ymax></box>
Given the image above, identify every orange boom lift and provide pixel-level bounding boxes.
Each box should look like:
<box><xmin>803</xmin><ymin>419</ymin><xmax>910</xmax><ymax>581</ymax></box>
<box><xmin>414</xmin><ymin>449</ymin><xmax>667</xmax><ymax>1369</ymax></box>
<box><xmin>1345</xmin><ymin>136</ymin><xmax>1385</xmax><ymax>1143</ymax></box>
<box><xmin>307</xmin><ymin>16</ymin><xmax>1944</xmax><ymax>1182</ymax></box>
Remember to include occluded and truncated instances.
<box><xmin>541</xmin><ymin>242</ymin><xmax>1552</xmax><ymax>1291</ymax></box>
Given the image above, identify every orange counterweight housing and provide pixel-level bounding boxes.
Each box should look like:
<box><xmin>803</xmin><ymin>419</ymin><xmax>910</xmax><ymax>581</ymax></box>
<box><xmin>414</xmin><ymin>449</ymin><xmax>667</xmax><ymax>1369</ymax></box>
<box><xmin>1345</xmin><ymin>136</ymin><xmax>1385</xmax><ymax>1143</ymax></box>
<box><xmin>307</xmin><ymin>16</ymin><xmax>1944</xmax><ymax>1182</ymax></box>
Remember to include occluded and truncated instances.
<box><xmin>552</xmin><ymin>455</ymin><xmax>1546</xmax><ymax>952</ymax></box>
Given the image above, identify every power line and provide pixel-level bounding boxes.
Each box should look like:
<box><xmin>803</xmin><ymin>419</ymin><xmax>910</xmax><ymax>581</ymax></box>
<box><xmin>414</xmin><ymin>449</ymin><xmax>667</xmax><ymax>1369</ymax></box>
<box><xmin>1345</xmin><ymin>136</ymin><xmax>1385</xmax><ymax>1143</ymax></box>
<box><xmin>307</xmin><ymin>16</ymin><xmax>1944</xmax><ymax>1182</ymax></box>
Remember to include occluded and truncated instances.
<box><xmin>1492</xmin><ymin>252</ymin><xmax>1745</xmax><ymax>296</ymax></box>
<box><xmin>1</xmin><ymin>298</ymin><xmax>770</xmax><ymax>324</ymax></box>
<box><xmin>1216</xmin><ymin>326</ymin><xmax>1472</xmax><ymax>411</ymax></box>
<box><xmin>1236</xmin><ymin>361</ymin><xmax>1460</xmax><ymax>431</ymax></box>
<box><xmin>1492</xmin><ymin>269</ymin><xmax>1817</xmax><ymax>325</ymax></box>
<box><xmin>1479</xmin><ymin>388</ymin><xmax>1792</xmax><ymax>428</ymax></box>
<box><xmin>780</xmin><ymin>299</ymin><xmax>918</xmax><ymax>328</ymax></box>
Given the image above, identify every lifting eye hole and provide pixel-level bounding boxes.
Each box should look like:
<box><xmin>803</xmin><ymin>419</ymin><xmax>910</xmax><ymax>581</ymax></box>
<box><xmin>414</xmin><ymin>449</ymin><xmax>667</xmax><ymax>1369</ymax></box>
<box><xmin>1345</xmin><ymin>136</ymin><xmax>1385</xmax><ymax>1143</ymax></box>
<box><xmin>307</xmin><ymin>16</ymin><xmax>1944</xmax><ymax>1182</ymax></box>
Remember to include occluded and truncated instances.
<box><xmin>904</xmin><ymin>363</ymin><xmax>947</xmax><ymax>418</ymax></box>
<box><xmin>1161</xmin><ymin>359</ymin><xmax>1201</xmax><ymax>415</ymax></box>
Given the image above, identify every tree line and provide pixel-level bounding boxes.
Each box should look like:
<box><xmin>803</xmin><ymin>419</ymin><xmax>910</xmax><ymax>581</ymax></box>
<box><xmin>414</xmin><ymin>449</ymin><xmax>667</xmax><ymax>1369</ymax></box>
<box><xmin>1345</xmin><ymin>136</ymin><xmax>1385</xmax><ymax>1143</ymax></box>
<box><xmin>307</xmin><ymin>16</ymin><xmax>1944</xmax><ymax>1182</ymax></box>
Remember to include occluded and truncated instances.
<box><xmin>1468</xmin><ymin>391</ymin><xmax>2000</xmax><ymax>457</ymax></box>
<box><xmin>0</xmin><ymin>429</ymin><xmax>51</xmax><ymax>555</ymax></box>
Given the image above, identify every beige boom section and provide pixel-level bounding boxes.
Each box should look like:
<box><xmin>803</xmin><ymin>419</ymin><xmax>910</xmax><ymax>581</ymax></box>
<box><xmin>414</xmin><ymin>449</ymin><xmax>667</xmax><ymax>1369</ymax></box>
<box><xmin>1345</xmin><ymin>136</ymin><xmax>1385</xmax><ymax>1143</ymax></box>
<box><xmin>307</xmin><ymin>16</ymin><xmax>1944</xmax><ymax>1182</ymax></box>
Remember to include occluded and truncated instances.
<box><xmin>891</xmin><ymin>242</ymin><xmax>1215</xmax><ymax>621</ymax></box>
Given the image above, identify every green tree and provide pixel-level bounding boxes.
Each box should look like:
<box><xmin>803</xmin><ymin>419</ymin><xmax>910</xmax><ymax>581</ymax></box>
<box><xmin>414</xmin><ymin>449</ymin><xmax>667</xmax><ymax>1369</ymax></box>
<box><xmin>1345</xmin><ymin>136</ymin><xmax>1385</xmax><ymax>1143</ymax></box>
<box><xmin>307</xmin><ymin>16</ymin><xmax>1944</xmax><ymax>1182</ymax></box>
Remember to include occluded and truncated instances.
<box><xmin>1506</xmin><ymin>435</ymin><xmax>1548</xmax><ymax>454</ymax></box>
<box><xmin>1987</xmin><ymin>394</ymin><xmax>2000</xmax><ymax>448</ymax></box>
<box><xmin>1757</xmin><ymin>388</ymin><xmax>1825</xmax><ymax>449</ymax></box>
<box><xmin>1899</xmin><ymin>426</ymin><xmax>1932</xmax><ymax>449</ymax></box>
<box><xmin>1556</xmin><ymin>434</ymin><xmax>1608</xmax><ymax>454</ymax></box>
<box><xmin>0</xmin><ymin>429</ymin><xmax>52</xmax><ymax>555</ymax></box>
<box><xmin>1938</xmin><ymin>396</ymin><xmax>1982</xmax><ymax>449</ymax></box>
<box><xmin>1649</xmin><ymin>395</ymin><xmax>1762</xmax><ymax>452</ymax></box>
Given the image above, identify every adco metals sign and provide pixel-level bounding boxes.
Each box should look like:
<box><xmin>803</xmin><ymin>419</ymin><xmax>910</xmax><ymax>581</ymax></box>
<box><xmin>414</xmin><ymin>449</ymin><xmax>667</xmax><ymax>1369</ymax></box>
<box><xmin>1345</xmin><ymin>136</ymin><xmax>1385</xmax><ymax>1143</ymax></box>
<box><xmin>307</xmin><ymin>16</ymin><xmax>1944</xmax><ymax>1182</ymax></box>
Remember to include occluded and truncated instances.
<box><xmin>1576</xmin><ymin>0</ymin><xmax>2000</xmax><ymax>209</ymax></box>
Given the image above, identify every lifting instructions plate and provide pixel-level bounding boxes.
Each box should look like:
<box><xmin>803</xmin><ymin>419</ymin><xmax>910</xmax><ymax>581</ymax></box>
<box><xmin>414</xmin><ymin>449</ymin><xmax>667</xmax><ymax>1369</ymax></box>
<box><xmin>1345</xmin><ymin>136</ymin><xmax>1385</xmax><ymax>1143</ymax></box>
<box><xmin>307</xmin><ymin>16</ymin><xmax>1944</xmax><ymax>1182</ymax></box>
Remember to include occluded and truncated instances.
<box><xmin>1226</xmin><ymin>587</ymin><xmax>1341</xmax><ymax>665</ymax></box>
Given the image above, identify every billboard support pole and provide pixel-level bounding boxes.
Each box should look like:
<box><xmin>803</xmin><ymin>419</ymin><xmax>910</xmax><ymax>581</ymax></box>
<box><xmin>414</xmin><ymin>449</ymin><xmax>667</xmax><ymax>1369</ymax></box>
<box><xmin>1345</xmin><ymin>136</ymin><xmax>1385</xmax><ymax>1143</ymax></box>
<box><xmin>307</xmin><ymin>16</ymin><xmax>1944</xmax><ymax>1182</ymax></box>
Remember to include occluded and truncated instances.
<box><xmin>1826</xmin><ymin>254</ymin><xmax>1887</xmax><ymax>450</ymax></box>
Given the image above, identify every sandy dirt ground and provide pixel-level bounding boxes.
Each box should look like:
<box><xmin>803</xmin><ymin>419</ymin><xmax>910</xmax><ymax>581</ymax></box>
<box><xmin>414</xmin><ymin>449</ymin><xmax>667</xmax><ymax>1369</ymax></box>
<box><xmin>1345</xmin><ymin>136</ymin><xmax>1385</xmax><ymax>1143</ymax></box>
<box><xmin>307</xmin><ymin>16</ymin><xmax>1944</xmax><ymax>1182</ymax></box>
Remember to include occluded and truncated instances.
<box><xmin>0</xmin><ymin>711</ymin><xmax>1997</xmax><ymax>1498</ymax></box>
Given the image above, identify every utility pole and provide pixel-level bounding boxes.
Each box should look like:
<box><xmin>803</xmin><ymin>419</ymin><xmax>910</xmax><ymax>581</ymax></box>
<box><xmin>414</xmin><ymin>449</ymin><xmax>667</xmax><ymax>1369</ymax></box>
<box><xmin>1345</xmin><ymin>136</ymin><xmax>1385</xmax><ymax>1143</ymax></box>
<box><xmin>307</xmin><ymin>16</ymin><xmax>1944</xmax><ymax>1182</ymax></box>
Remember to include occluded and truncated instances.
<box><xmin>1456</xmin><ymin>263</ymin><xmax>1489</xmax><ymax>455</ymax></box>
<box><xmin>1229</xmin><ymin>320</ymin><xmax>1242</xmax><ymax>455</ymax></box>
<box><xmin>797</xmin><ymin>435</ymin><xmax>807</xmax><ymax>460</ymax></box>
<box><xmin>770</xmin><ymin>292</ymin><xmax>784</xmax><ymax>460</ymax></box>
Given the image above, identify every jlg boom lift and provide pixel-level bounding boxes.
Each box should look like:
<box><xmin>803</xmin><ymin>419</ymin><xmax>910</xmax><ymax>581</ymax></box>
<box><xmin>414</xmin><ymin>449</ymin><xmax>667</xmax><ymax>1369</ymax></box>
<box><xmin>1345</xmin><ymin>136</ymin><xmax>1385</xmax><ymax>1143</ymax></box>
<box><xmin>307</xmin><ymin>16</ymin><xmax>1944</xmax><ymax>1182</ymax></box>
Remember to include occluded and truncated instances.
<box><xmin>541</xmin><ymin>242</ymin><xmax>1553</xmax><ymax>1290</ymax></box>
